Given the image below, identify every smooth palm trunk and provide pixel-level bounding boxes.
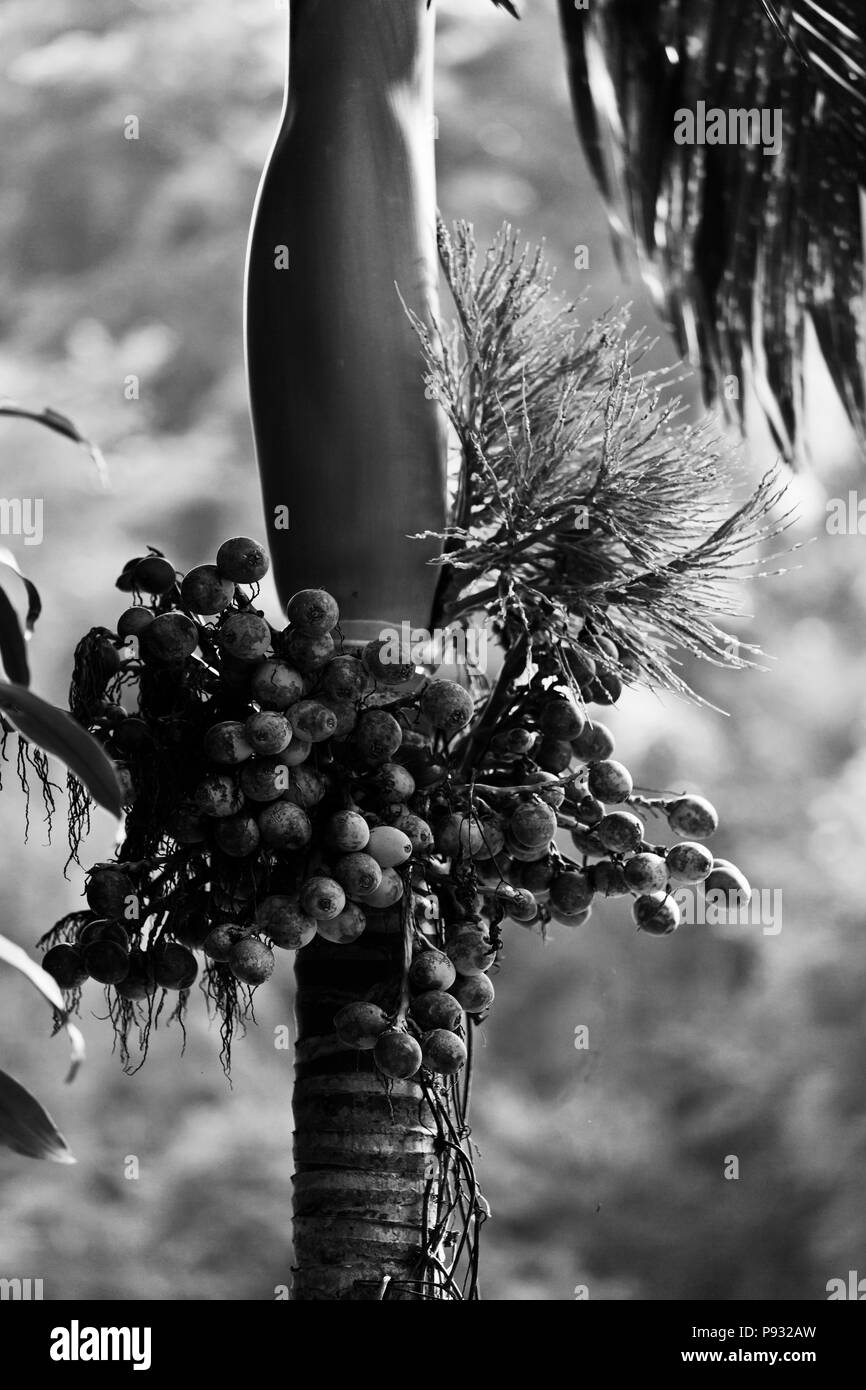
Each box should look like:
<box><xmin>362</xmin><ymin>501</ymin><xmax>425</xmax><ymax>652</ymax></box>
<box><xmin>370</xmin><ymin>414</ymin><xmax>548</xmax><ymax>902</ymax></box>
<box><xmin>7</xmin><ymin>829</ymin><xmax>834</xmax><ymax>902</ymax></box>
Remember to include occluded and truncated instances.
<box><xmin>245</xmin><ymin>0</ymin><xmax>449</xmax><ymax>1299</ymax></box>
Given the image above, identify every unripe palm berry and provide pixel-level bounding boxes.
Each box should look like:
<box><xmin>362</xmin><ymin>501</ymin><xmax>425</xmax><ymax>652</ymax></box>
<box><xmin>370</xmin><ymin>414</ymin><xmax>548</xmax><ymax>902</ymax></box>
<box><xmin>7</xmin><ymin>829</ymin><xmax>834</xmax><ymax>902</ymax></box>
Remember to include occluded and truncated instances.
<box><xmin>79</xmin><ymin>920</ymin><xmax>130</xmax><ymax>951</ymax></box>
<box><xmin>115</xmin><ymin>947</ymin><xmax>155</xmax><ymax>1000</ymax></box>
<box><xmin>409</xmin><ymin>949</ymin><xmax>457</xmax><ymax>993</ymax></box>
<box><xmin>153</xmin><ymin>943</ymin><xmax>198</xmax><ymax>991</ymax></box>
<box><xmin>354</xmin><ymin>708</ymin><xmax>402</xmax><ymax>762</ymax></box>
<box><xmin>549</xmin><ymin>904</ymin><xmax>592</xmax><ymax>927</ymax></box>
<box><xmin>509</xmin><ymin>800</ymin><xmax>558</xmax><ymax>851</ymax></box>
<box><xmin>334</xmin><ymin>852</ymin><xmax>382</xmax><ymax>899</ymax></box>
<box><xmin>447</xmin><ymin>929</ymin><xmax>496</xmax><ymax>977</ymax></box>
<box><xmin>410</xmin><ymin>990</ymin><xmax>463</xmax><ymax>1032</ymax></box>
<box><xmin>592</xmin><ymin>860</ymin><xmax>630</xmax><ymax>897</ymax></box>
<box><xmin>666</xmin><ymin>841</ymin><xmax>713</xmax><ymax>884</ymax></box>
<box><xmin>277</xmin><ymin>735</ymin><xmax>311</xmax><ymax>767</ymax></box>
<box><xmin>180</xmin><ymin>564</ymin><xmax>234</xmax><ymax>615</ymax></box>
<box><xmin>255</xmin><ymin>896</ymin><xmax>317</xmax><ymax>949</ymax></box>
<box><xmin>587</xmin><ymin>759</ymin><xmax>633</xmax><ymax>803</ymax></box>
<box><xmin>624</xmin><ymin>852</ymin><xmax>668</xmax><ymax>894</ymax></box>
<box><xmin>300</xmin><ymin>876</ymin><xmax>346</xmax><ymax>920</ymax></box>
<box><xmin>239</xmin><ymin>759</ymin><xmax>290</xmax><ymax>803</ymax></box>
<box><xmin>520</xmin><ymin>858</ymin><xmax>555</xmax><ymax>899</ymax></box>
<box><xmin>244</xmin><ymin>710</ymin><xmax>292</xmax><ymax>755</ymax></box>
<box><xmin>86</xmin><ymin>868</ymin><xmax>136</xmax><ymax>920</ymax></box>
<box><xmin>569</xmin><ymin>826</ymin><xmax>606</xmax><ymax>860</ymax></box>
<box><xmin>288</xmin><ymin>698</ymin><xmax>338</xmax><ymax>744</ymax></box>
<box><xmin>525</xmin><ymin>771</ymin><xmax>566</xmax><ymax>809</ymax></box>
<box><xmin>507</xmin><ymin>889</ymin><xmax>539</xmax><ymax>923</ymax></box>
<box><xmin>117</xmin><ymin>607</ymin><xmax>154</xmax><ymax>640</ymax></box>
<box><xmin>572</xmin><ymin>721</ymin><xmax>615</xmax><ymax>762</ymax></box>
<box><xmin>115</xmin><ymin>556</ymin><xmax>145</xmax><ymax>593</ymax></box>
<box><xmin>327</xmin><ymin>810</ymin><xmax>370</xmax><ymax>853</ymax></box>
<box><xmin>367</xmin><ymin>825</ymin><xmax>412</xmax><ymax>869</ymax></box>
<box><xmin>357</xmin><ymin>866</ymin><xmax>404</xmax><ymax>909</ymax></box>
<box><xmin>450</xmin><ymin>973</ymin><xmax>494</xmax><ymax>1014</ymax></box>
<box><xmin>389</xmin><ymin>811</ymin><xmax>434</xmax><ymax>855</ymax></box>
<box><xmin>597</xmin><ymin>811</ymin><xmax>644</xmax><ymax>854</ymax></box>
<box><xmin>140</xmin><ymin>612</ymin><xmax>198</xmax><ymax>664</ymax></box>
<box><xmin>537</xmin><ymin>739</ymin><xmax>574</xmax><ymax>774</ymax></box>
<box><xmin>667</xmin><ymin>795</ymin><xmax>719</xmax><ymax>839</ymax></box>
<box><xmin>42</xmin><ymin>944</ymin><xmax>88</xmax><ymax>991</ymax></box>
<box><xmin>503</xmin><ymin>831</ymin><xmax>548</xmax><ymax>864</ymax></box>
<box><xmin>321</xmin><ymin>655</ymin><xmax>373</xmax><ymax>702</ymax></box>
<box><xmin>549</xmin><ymin>871</ymin><xmax>594</xmax><ymax>915</ymax></box>
<box><xmin>374</xmin><ymin>1029</ymin><xmax>422</xmax><ymax>1079</ymax></box>
<box><xmin>316</xmin><ymin>903</ymin><xmax>367</xmax><ymax>945</ymax></box>
<box><xmin>283</xmin><ymin>766</ymin><xmax>326</xmax><ymax>809</ymax></box>
<box><xmin>363</xmin><ymin>638</ymin><xmax>414</xmax><ymax>685</ymax></box>
<box><xmin>436</xmin><ymin>812</ymin><xmax>486</xmax><ymax>858</ymax></box>
<box><xmin>540</xmin><ymin>698</ymin><xmax>585</xmax><ymax>741</ymax></box>
<box><xmin>375</xmin><ymin>762</ymin><xmax>416</xmax><ymax>802</ymax></box>
<box><xmin>134</xmin><ymin>555</ymin><xmax>176</xmax><ymax>595</ymax></box>
<box><xmin>215</xmin><ymin>536</ymin><xmax>269</xmax><ymax>584</ymax></box>
<box><xmin>214</xmin><ymin>814</ymin><xmax>261</xmax><ymax>858</ymax></box>
<box><xmin>566</xmin><ymin>645</ymin><xmax>596</xmax><ymax>683</ymax></box>
<box><xmin>705</xmin><ymin>859</ymin><xmax>751</xmax><ymax>906</ymax></box>
<box><xmin>218</xmin><ymin>611</ymin><xmax>271</xmax><ymax>663</ymax></box>
<box><xmin>491</xmin><ymin>727</ymin><xmax>535</xmax><ymax>757</ymax></box>
<box><xmin>422</xmin><ymin>1029</ymin><xmax>467</xmax><ymax>1076</ymax></box>
<box><xmin>83</xmin><ymin>939</ymin><xmax>130</xmax><ymax>984</ymax></box>
<box><xmin>171</xmin><ymin>910</ymin><xmax>211</xmax><ymax>950</ymax></box>
<box><xmin>203</xmin><ymin>721</ymin><xmax>254</xmax><ymax>765</ymax></box>
<box><xmin>203</xmin><ymin>923</ymin><xmax>251</xmax><ymax>961</ymax></box>
<box><xmin>334</xmin><ymin>1001</ymin><xmax>390</xmax><ymax>1050</ymax></box>
<box><xmin>285</xmin><ymin>629</ymin><xmax>335</xmax><ymax>672</ymax></box>
<box><xmin>632</xmin><ymin>892</ymin><xmax>680</xmax><ymax>935</ymax></box>
<box><xmin>285</xmin><ymin>587</ymin><xmax>339</xmax><ymax>635</ymax></box>
<box><xmin>570</xmin><ymin>792</ymin><xmax>605</xmax><ymax>826</ymax></box>
<box><xmin>195</xmin><ymin>773</ymin><xmax>245</xmax><ymax>817</ymax></box>
<box><xmin>250</xmin><ymin>658</ymin><xmax>305</xmax><ymax>710</ymax></box>
<box><xmin>229</xmin><ymin>937</ymin><xmax>275</xmax><ymax>985</ymax></box>
<box><xmin>112</xmin><ymin>718</ymin><xmax>153</xmax><ymax>754</ymax></box>
<box><xmin>420</xmin><ymin>679</ymin><xmax>474</xmax><ymax>733</ymax></box>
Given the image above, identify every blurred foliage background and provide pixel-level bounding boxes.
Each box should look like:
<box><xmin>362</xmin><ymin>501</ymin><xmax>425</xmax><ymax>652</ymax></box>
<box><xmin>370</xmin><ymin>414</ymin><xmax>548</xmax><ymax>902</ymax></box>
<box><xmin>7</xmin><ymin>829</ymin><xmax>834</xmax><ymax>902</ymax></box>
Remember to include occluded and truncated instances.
<box><xmin>0</xmin><ymin>0</ymin><xmax>864</xmax><ymax>1301</ymax></box>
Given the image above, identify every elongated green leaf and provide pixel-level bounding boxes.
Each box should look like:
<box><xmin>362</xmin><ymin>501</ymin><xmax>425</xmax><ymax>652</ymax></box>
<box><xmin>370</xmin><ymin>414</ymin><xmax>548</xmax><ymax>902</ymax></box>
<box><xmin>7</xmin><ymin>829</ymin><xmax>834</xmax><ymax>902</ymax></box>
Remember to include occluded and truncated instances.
<box><xmin>0</xmin><ymin>585</ymin><xmax>29</xmax><ymax>686</ymax></box>
<box><xmin>0</xmin><ymin>398</ymin><xmax>108</xmax><ymax>488</ymax></box>
<box><xmin>0</xmin><ymin>933</ymin><xmax>86</xmax><ymax>1083</ymax></box>
<box><xmin>0</xmin><ymin>680</ymin><xmax>122</xmax><ymax>817</ymax></box>
<box><xmin>0</xmin><ymin>548</ymin><xmax>42</xmax><ymax>634</ymax></box>
<box><xmin>0</xmin><ymin>1068</ymin><xmax>75</xmax><ymax>1163</ymax></box>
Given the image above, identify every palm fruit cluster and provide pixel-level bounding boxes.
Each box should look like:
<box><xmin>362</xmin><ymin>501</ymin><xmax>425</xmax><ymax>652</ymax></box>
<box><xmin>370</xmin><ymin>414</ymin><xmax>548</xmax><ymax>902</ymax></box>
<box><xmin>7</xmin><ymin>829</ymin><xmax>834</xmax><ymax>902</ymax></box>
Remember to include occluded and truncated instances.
<box><xmin>39</xmin><ymin>538</ymin><xmax>749</xmax><ymax>1078</ymax></box>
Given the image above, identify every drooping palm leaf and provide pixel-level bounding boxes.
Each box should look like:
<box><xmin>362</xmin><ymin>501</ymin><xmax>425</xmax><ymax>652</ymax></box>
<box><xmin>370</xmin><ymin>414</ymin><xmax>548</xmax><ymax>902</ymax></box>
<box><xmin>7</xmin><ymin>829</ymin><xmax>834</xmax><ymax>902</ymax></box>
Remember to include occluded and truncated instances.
<box><xmin>558</xmin><ymin>0</ymin><xmax>866</xmax><ymax>461</ymax></box>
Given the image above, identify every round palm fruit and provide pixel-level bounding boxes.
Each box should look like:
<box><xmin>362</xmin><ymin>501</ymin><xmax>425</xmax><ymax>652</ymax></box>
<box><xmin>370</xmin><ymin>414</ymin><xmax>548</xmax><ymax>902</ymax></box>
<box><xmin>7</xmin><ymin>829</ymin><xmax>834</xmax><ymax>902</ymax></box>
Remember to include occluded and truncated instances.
<box><xmin>362</xmin><ymin>638</ymin><xmax>414</xmax><ymax>685</ymax></box>
<box><xmin>285</xmin><ymin>629</ymin><xmax>335</xmax><ymax>672</ymax></box>
<box><xmin>422</xmin><ymin>1029</ymin><xmax>467</xmax><ymax>1076</ymax></box>
<box><xmin>409</xmin><ymin>949</ymin><xmax>456</xmax><ymax>993</ymax></box>
<box><xmin>244</xmin><ymin>710</ymin><xmax>292</xmax><ymax>755</ymax></box>
<box><xmin>540</xmin><ymin>698</ymin><xmax>585</xmax><ymax>740</ymax></box>
<box><xmin>283</xmin><ymin>766</ymin><xmax>326</xmax><ymax>809</ymax></box>
<box><xmin>549</xmin><ymin>905</ymin><xmax>592</xmax><ymax>927</ymax></box>
<box><xmin>300</xmin><ymin>876</ymin><xmax>346</xmax><ymax>921</ymax></box>
<box><xmin>239</xmin><ymin>759</ymin><xmax>290</xmax><ymax>802</ymax></box>
<box><xmin>214</xmin><ymin>814</ymin><xmax>261</xmax><ymax>858</ymax></box>
<box><xmin>86</xmin><ymin>868</ymin><xmax>136</xmax><ymax>920</ymax></box>
<box><xmin>436</xmin><ymin>812</ymin><xmax>483</xmax><ymax>858</ymax></box>
<box><xmin>569</xmin><ymin>827</ymin><xmax>606</xmax><ymax>860</ymax></box>
<box><xmin>504</xmin><ymin>831</ymin><xmax>548</xmax><ymax>864</ymax></box>
<box><xmin>115</xmin><ymin>556</ymin><xmax>145</xmax><ymax>593</ymax></box>
<box><xmin>624</xmin><ymin>852</ymin><xmax>668</xmax><ymax>894</ymax></box>
<box><xmin>79</xmin><ymin>920</ymin><xmax>129</xmax><ymax>951</ymax></box>
<box><xmin>229</xmin><ymin>937</ymin><xmax>275</xmax><ymax>986</ymax></box>
<box><xmin>572</xmin><ymin>721</ymin><xmax>615</xmax><ymax>762</ymax></box>
<box><xmin>153</xmin><ymin>943</ymin><xmax>198</xmax><ymax>991</ymax></box>
<box><xmin>509</xmin><ymin>800</ymin><xmax>558</xmax><ymax>851</ymax></box>
<box><xmin>180</xmin><ymin>564</ymin><xmax>235</xmax><ymax>614</ymax></box>
<box><xmin>134</xmin><ymin>555</ymin><xmax>176</xmax><ymax>596</ymax></box>
<box><xmin>195</xmin><ymin>773</ymin><xmax>245</xmax><ymax>817</ymax></box>
<box><xmin>83</xmin><ymin>939</ymin><xmax>130</xmax><ymax>985</ymax></box>
<box><xmin>632</xmin><ymin>892</ymin><xmax>680</xmax><ymax>935</ymax></box>
<box><xmin>491</xmin><ymin>726</ymin><xmax>535</xmax><ymax>757</ymax></box>
<box><xmin>587</xmin><ymin>759</ymin><xmax>633</xmax><ymax>803</ymax></box>
<box><xmin>42</xmin><ymin>944</ymin><xmax>88</xmax><ymax>991</ymax></box>
<box><xmin>506</xmin><ymin>889</ymin><xmax>539</xmax><ymax>923</ymax></box>
<box><xmin>667</xmin><ymin>795</ymin><xmax>719</xmax><ymax>839</ymax></box>
<box><xmin>592</xmin><ymin>670</ymin><xmax>623</xmax><ymax>705</ymax></box>
<box><xmin>411</xmin><ymin>990</ymin><xmax>463</xmax><ymax>1032</ymax></box>
<box><xmin>115</xmin><ymin>947</ymin><xmax>155</xmax><ymax>1000</ymax></box>
<box><xmin>216</xmin><ymin>537</ymin><xmax>269</xmax><ymax>584</ymax></box>
<box><xmin>447</xmin><ymin>929</ymin><xmax>496</xmax><ymax>977</ymax></box>
<box><xmin>316</xmin><ymin>903</ymin><xmax>367</xmax><ymax>945</ymax></box>
<box><xmin>321</xmin><ymin>654</ymin><xmax>372</xmax><ymax>702</ymax></box>
<box><xmin>420</xmin><ymin>679</ymin><xmax>474</xmax><ymax>733</ymax></box>
<box><xmin>537</xmin><ymin>739</ymin><xmax>574</xmax><ymax>774</ymax></box>
<box><xmin>288</xmin><ymin>698</ymin><xmax>338</xmax><ymax>744</ymax></box>
<box><xmin>597</xmin><ymin>811</ymin><xmax>644</xmax><ymax>854</ymax></box>
<box><xmin>367</xmin><ymin>825</ymin><xmax>412</xmax><ymax>869</ymax></box>
<box><xmin>250</xmin><ymin>658</ymin><xmax>305</xmax><ymax>710</ymax></box>
<box><xmin>570</xmin><ymin>792</ymin><xmax>605</xmax><ymax>826</ymax></box>
<box><xmin>285</xmin><ymin>587</ymin><xmax>339</xmax><ymax>635</ymax></box>
<box><xmin>327</xmin><ymin>810</ymin><xmax>370</xmax><ymax>852</ymax></box>
<box><xmin>277</xmin><ymin>735</ymin><xmax>311</xmax><ymax>767</ymax></box>
<box><xmin>374</xmin><ymin>1029</ymin><xmax>423</xmax><ymax>1080</ymax></box>
<box><xmin>140</xmin><ymin>612</ymin><xmax>198</xmax><ymax>664</ymax></box>
<box><xmin>171</xmin><ymin>910</ymin><xmax>211</xmax><ymax>950</ymax></box>
<box><xmin>474</xmin><ymin>851</ymin><xmax>512</xmax><ymax>887</ymax></box>
<box><xmin>358</xmin><ymin>867</ymin><xmax>404</xmax><ymax>909</ymax></box>
<box><xmin>474</xmin><ymin>819</ymin><xmax>506</xmax><ymax>860</ymax></box>
<box><xmin>203</xmin><ymin>721</ymin><xmax>254</xmax><ymax>765</ymax></box>
<box><xmin>525</xmin><ymin>771</ymin><xmax>566</xmax><ymax>810</ymax></box>
<box><xmin>218</xmin><ymin>611</ymin><xmax>271</xmax><ymax>663</ymax></box>
<box><xmin>519</xmin><ymin>859</ymin><xmax>555</xmax><ymax>900</ymax></box>
<box><xmin>705</xmin><ymin>859</ymin><xmax>751</xmax><ymax>906</ymax></box>
<box><xmin>354</xmin><ymin>709</ymin><xmax>402</xmax><ymax>762</ymax></box>
<box><xmin>389</xmin><ymin>811</ymin><xmax>434</xmax><ymax>855</ymax></box>
<box><xmin>375</xmin><ymin>762</ymin><xmax>415</xmax><ymax>801</ymax></box>
<box><xmin>116</xmin><ymin>607</ymin><xmax>154</xmax><ymax>640</ymax></box>
<box><xmin>666</xmin><ymin>840</ymin><xmax>714</xmax><ymax>884</ymax></box>
<box><xmin>112</xmin><ymin>718</ymin><xmax>153</xmax><ymax>754</ymax></box>
<box><xmin>203</xmin><ymin>923</ymin><xmax>251</xmax><ymax>961</ymax></box>
<box><xmin>565</xmin><ymin>645</ymin><xmax>596</xmax><ymax>684</ymax></box>
<box><xmin>255</xmin><ymin>896</ymin><xmax>317</xmax><ymax>949</ymax></box>
<box><xmin>549</xmin><ymin>871</ymin><xmax>594</xmax><ymax>915</ymax></box>
<box><xmin>320</xmin><ymin>699</ymin><xmax>357</xmax><ymax>739</ymax></box>
<box><xmin>257</xmin><ymin>801</ymin><xmax>312</xmax><ymax>851</ymax></box>
<box><xmin>592</xmin><ymin>860</ymin><xmax>630</xmax><ymax>897</ymax></box>
<box><xmin>450</xmin><ymin>973</ymin><xmax>494</xmax><ymax>1014</ymax></box>
<box><xmin>334</xmin><ymin>852</ymin><xmax>382</xmax><ymax>898</ymax></box>
<box><xmin>334</xmin><ymin>1001</ymin><xmax>390</xmax><ymax>1050</ymax></box>
<box><xmin>412</xmin><ymin>760</ymin><xmax>447</xmax><ymax>791</ymax></box>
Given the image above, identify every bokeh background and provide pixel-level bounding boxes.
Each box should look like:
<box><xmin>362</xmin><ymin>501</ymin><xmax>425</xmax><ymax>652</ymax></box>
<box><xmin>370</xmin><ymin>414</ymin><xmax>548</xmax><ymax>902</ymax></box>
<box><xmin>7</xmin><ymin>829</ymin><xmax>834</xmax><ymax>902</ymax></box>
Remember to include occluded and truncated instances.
<box><xmin>1</xmin><ymin>0</ymin><xmax>864</xmax><ymax>1301</ymax></box>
